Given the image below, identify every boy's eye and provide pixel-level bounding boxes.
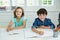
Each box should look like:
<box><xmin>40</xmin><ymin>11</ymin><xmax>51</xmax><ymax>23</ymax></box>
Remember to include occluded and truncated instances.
<box><xmin>39</xmin><ymin>14</ymin><xmax>42</xmax><ymax>16</ymax></box>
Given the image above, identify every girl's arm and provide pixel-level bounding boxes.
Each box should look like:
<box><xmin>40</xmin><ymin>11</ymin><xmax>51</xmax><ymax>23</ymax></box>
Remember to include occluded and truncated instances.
<box><xmin>7</xmin><ymin>20</ymin><xmax>13</xmax><ymax>32</ymax></box>
<box><xmin>12</xmin><ymin>20</ymin><xmax>26</xmax><ymax>30</ymax></box>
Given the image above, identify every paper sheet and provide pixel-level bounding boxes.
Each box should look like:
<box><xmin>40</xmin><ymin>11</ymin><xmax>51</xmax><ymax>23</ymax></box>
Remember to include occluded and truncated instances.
<box><xmin>7</xmin><ymin>29</ymin><xmax>24</xmax><ymax>35</ymax></box>
<box><xmin>25</xmin><ymin>29</ymin><xmax>53</xmax><ymax>38</ymax></box>
<box><xmin>0</xmin><ymin>28</ymin><xmax>24</xmax><ymax>35</ymax></box>
<box><xmin>0</xmin><ymin>28</ymin><xmax>53</xmax><ymax>38</ymax></box>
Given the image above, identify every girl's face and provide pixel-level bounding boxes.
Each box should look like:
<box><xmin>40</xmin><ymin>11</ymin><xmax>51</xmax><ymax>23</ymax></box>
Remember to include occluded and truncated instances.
<box><xmin>38</xmin><ymin>14</ymin><xmax>47</xmax><ymax>22</ymax></box>
<box><xmin>16</xmin><ymin>9</ymin><xmax>22</xmax><ymax>18</ymax></box>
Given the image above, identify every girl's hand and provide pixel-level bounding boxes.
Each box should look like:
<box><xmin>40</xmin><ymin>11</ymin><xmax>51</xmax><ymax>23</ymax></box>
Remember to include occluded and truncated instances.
<box><xmin>7</xmin><ymin>27</ymin><xmax>12</xmax><ymax>32</ymax></box>
<box><xmin>7</xmin><ymin>27</ymin><xmax>14</xmax><ymax>32</ymax></box>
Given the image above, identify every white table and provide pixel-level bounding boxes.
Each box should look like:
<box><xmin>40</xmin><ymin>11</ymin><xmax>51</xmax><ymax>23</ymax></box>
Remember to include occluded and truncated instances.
<box><xmin>0</xmin><ymin>28</ymin><xmax>60</xmax><ymax>40</ymax></box>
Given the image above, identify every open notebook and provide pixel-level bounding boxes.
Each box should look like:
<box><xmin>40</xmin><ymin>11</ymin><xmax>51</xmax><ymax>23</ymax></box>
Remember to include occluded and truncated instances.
<box><xmin>7</xmin><ymin>29</ymin><xmax>25</xmax><ymax>38</ymax></box>
<box><xmin>25</xmin><ymin>29</ymin><xmax>53</xmax><ymax>38</ymax></box>
<box><xmin>7</xmin><ymin>29</ymin><xmax>24</xmax><ymax>35</ymax></box>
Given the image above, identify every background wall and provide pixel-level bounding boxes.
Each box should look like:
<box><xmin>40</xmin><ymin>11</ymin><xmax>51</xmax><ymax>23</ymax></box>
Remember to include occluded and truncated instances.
<box><xmin>0</xmin><ymin>0</ymin><xmax>60</xmax><ymax>28</ymax></box>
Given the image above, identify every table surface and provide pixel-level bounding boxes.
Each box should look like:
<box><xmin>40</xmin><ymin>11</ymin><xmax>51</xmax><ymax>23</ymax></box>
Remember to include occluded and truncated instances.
<box><xmin>0</xmin><ymin>27</ymin><xmax>60</xmax><ymax>40</ymax></box>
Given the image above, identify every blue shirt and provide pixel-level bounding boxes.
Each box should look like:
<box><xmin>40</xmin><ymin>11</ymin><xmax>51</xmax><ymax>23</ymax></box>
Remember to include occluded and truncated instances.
<box><xmin>32</xmin><ymin>18</ymin><xmax>55</xmax><ymax>29</ymax></box>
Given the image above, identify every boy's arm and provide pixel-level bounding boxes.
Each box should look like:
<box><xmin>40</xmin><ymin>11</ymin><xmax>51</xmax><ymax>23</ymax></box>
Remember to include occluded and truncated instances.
<box><xmin>32</xmin><ymin>28</ymin><xmax>44</xmax><ymax>35</ymax></box>
<box><xmin>39</xmin><ymin>25</ymin><xmax>50</xmax><ymax>29</ymax></box>
<box><xmin>32</xmin><ymin>18</ymin><xmax>38</xmax><ymax>28</ymax></box>
<box><xmin>48</xmin><ymin>19</ymin><xmax>55</xmax><ymax>29</ymax></box>
<box><xmin>44</xmin><ymin>26</ymin><xmax>50</xmax><ymax>29</ymax></box>
<box><xmin>31</xmin><ymin>18</ymin><xmax>43</xmax><ymax>35</ymax></box>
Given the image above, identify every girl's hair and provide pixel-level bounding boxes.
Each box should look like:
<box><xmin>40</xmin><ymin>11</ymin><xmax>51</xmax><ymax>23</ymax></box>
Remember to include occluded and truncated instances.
<box><xmin>37</xmin><ymin>8</ymin><xmax>47</xmax><ymax>16</ymax></box>
<box><xmin>14</xmin><ymin>7</ymin><xmax>24</xmax><ymax>18</ymax></box>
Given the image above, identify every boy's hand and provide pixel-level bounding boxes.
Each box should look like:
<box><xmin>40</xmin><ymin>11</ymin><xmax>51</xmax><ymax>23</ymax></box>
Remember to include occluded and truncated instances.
<box><xmin>37</xmin><ymin>31</ymin><xmax>44</xmax><ymax>35</ymax></box>
<box><xmin>32</xmin><ymin>28</ymin><xmax>44</xmax><ymax>35</ymax></box>
<box><xmin>54</xmin><ymin>28</ymin><xmax>58</xmax><ymax>31</ymax></box>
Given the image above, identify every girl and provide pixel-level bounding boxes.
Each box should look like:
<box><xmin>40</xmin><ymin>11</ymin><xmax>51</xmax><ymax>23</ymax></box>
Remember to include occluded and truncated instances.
<box><xmin>7</xmin><ymin>7</ymin><xmax>27</xmax><ymax>32</ymax></box>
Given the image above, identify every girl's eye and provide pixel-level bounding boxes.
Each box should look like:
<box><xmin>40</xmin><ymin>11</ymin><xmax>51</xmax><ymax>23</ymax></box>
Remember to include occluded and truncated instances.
<box><xmin>16</xmin><ymin>11</ymin><xmax>22</xmax><ymax>13</ymax></box>
<box><xmin>19</xmin><ymin>12</ymin><xmax>21</xmax><ymax>13</ymax></box>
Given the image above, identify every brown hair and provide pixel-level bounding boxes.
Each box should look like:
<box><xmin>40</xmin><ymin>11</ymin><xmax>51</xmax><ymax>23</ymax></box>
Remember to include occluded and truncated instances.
<box><xmin>37</xmin><ymin>8</ymin><xmax>47</xmax><ymax>16</ymax></box>
<box><xmin>14</xmin><ymin>7</ymin><xmax>24</xmax><ymax>18</ymax></box>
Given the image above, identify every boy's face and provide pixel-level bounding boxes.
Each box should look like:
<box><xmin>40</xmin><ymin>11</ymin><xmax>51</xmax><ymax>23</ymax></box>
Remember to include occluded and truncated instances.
<box><xmin>38</xmin><ymin>14</ymin><xmax>47</xmax><ymax>22</ymax></box>
<box><xmin>16</xmin><ymin>9</ymin><xmax>22</xmax><ymax>18</ymax></box>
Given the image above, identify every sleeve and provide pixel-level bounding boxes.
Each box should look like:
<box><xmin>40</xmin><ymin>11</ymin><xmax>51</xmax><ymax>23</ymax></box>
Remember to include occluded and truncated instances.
<box><xmin>23</xmin><ymin>17</ymin><xmax>27</xmax><ymax>28</ymax></box>
<box><xmin>23</xmin><ymin>17</ymin><xmax>27</xmax><ymax>21</ymax></box>
<box><xmin>11</xmin><ymin>18</ymin><xmax>16</xmax><ymax>23</ymax></box>
<box><xmin>32</xmin><ymin>18</ymin><xmax>38</xmax><ymax>28</ymax></box>
<box><xmin>11</xmin><ymin>18</ymin><xmax>16</xmax><ymax>28</ymax></box>
<box><xmin>48</xmin><ymin>19</ymin><xmax>55</xmax><ymax>29</ymax></box>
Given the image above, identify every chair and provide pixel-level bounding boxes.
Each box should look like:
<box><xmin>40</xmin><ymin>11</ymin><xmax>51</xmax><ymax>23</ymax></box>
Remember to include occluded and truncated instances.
<box><xmin>57</xmin><ymin>13</ymin><xmax>60</xmax><ymax>30</ymax></box>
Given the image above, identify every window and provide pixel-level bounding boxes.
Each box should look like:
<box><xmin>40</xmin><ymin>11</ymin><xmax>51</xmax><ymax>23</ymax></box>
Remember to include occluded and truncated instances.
<box><xmin>42</xmin><ymin>0</ymin><xmax>54</xmax><ymax>6</ymax></box>
<box><xmin>11</xmin><ymin>0</ymin><xmax>25</xmax><ymax>10</ymax></box>
<box><xmin>0</xmin><ymin>0</ymin><xmax>10</xmax><ymax>6</ymax></box>
<box><xmin>11</xmin><ymin>0</ymin><xmax>25</xmax><ymax>6</ymax></box>
<box><xmin>26</xmin><ymin>0</ymin><xmax>39</xmax><ymax>6</ymax></box>
<box><xmin>0</xmin><ymin>0</ymin><xmax>10</xmax><ymax>10</ymax></box>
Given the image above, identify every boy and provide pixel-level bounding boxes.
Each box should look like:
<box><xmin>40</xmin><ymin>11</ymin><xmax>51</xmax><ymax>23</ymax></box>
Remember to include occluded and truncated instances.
<box><xmin>32</xmin><ymin>8</ymin><xmax>55</xmax><ymax>35</ymax></box>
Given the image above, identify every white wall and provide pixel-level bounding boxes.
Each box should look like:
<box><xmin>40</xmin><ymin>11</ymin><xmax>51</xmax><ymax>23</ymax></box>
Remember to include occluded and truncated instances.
<box><xmin>0</xmin><ymin>0</ymin><xmax>60</xmax><ymax>28</ymax></box>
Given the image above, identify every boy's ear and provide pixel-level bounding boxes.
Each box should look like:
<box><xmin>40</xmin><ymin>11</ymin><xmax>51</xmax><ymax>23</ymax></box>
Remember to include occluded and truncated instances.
<box><xmin>57</xmin><ymin>24</ymin><xmax>60</xmax><ymax>27</ymax></box>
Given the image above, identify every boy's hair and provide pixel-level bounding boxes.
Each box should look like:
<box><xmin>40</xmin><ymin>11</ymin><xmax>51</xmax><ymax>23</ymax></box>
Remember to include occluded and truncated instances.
<box><xmin>14</xmin><ymin>7</ymin><xmax>24</xmax><ymax>18</ymax></box>
<box><xmin>37</xmin><ymin>8</ymin><xmax>47</xmax><ymax>16</ymax></box>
